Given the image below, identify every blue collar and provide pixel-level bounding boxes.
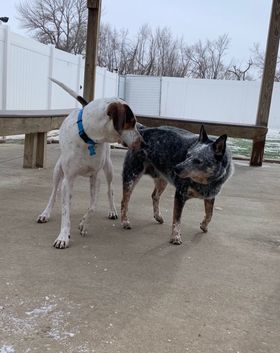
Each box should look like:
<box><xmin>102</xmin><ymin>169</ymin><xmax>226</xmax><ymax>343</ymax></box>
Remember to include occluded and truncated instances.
<box><xmin>77</xmin><ymin>109</ymin><xmax>96</xmax><ymax>156</ymax></box>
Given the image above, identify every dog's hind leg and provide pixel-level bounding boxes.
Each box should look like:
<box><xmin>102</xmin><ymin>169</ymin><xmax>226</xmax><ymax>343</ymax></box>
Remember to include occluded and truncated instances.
<box><xmin>103</xmin><ymin>155</ymin><xmax>118</xmax><ymax>220</ymax></box>
<box><xmin>152</xmin><ymin>177</ymin><xmax>167</xmax><ymax>224</ymax></box>
<box><xmin>200</xmin><ymin>198</ymin><xmax>215</xmax><ymax>232</ymax></box>
<box><xmin>53</xmin><ymin>176</ymin><xmax>74</xmax><ymax>249</ymax></box>
<box><xmin>37</xmin><ymin>158</ymin><xmax>63</xmax><ymax>223</ymax></box>
<box><xmin>79</xmin><ymin>174</ymin><xmax>100</xmax><ymax>237</ymax></box>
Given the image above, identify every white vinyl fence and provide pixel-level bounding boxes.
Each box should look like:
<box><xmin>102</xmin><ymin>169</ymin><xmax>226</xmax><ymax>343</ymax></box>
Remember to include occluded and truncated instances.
<box><xmin>120</xmin><ymin>75</ymin><xmax>280</xmax><ymax>129</ymax></box>
<box><xmin>1</xmin><ymin>25</ymin><xmax>280</xmax><ymax>130</ymax></box>
<box><xmin>0</xmin><ymin>25</ymin><xmax>119</xmax><ymax>111</ymax></box>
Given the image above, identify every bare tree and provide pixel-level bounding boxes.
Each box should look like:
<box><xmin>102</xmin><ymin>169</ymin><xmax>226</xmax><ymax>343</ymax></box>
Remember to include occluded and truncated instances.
<box><xmin>252</xmin><ymin>43</ymin><xmax>280</xmax><ymax>81</ymax></box>
<box><xmin>17</xmin><ymin>0</ymin><xmax>87</xmax><ymax>54</ymax></box>
<box><xmin>185</xmin><ymin>34</ymin><xmax>230</xmax><ymax>79</ymax></box>
<box><xmin>227</xmin><ymin>60</ymin><xmax>253</xmax><ymax>80</ymax></box>
<box><xmin>17</xmin><ymin>2</ymin><xmax>254</xmax><ymax>80</ymax></box>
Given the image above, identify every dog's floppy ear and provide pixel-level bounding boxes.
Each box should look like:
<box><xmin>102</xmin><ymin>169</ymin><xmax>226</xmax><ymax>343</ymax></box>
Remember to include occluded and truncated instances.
<box><xmin>107</xmin><ymin>102</ymin><xmax>125</xmax><ymax>132</ymax></box>
<box><xmin>107</xmin><ymin>102</ymin><xmax>136</xmax><ymax>132</ymax></box>
<box><xmin>198</xmin><ymin>125</ymin><xmax>208</xmax><ymax>143</ymax></box>
<box><xmin>213</xmin><ymin>134</ymin><xmax>227</xmax><ymax>157</ymax></box>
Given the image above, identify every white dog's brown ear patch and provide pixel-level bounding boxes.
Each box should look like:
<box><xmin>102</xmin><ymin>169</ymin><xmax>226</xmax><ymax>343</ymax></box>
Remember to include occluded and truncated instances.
<box><xmin>107</xmin><ymin>102</ymin><xmax>136</xmax><ymax>132</ymax></box>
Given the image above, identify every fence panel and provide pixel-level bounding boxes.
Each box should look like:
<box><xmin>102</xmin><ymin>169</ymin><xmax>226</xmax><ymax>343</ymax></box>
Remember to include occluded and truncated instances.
<box><xmin>6</xmin><ymin>29</ymin><xmax>50</xmax><ymax>110</ymax></box>
<box><xmin>51</xmin><ymin>48</ymin><xmax>81</xmax><ymax>109</ymax></box>
<box><xmin>0</xmin><ymin>25</ymin><xmax>119</xmax><ymax>111</ymax></box>
<box><xmin>123</xmin><ymin>75</ymin><xmax>280</xmax><ymax>129</ymax></box>
<box><xmin>0</xmin><ymin>26</ymin><xmax>6</xmax><ymax>109</ymax></box>
<box><xmin>161</xmin><ymin>78</ymin><xmax>261</xmax><ymax>124</ymax></box>
<box><xmin>124</xmin><ymin>76</ymin><xmax>161</xmax><ymax>116</ymax></box>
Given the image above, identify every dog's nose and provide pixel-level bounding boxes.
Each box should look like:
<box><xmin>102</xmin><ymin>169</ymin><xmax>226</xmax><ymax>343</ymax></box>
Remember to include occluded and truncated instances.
<box><xmin>121</xmin><ymin>130</ymin><xmax>143</xmax><ymax>150</ymax></box>
<box><xmin>131</xmin><ymin>135</ymin><xmax>143</xmax><ymax>150</ymax></box>
<box><xmin>174</xmin><ymin>164</ymin><xmax>183</xmax><ymax>176</ymax></box>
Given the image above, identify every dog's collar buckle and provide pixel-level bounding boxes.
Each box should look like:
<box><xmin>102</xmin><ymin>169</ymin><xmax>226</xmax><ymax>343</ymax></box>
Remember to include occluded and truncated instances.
<box><xmin>77</xmin><ymin>109</ymin><xmax>96</xmax><ymax>156</ymax></box>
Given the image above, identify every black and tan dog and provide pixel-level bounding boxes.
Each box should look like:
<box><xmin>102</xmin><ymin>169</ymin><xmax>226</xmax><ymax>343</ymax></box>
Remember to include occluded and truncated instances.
<box><xmin>121</xmin><ymin>125</ymin><xmax>233</xmax><ymax>244</ymax></box>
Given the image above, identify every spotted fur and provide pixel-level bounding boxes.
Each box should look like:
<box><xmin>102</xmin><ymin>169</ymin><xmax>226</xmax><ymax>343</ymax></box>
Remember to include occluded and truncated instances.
<box><xmin>37</xmin><ymin>79</ymin><xmax>141</xmax><ymax>249</ymax></box>
<box><xmin>121</xmin><ymin>125</ymin><xmax>233</xmax><ymax>244</ymax></box>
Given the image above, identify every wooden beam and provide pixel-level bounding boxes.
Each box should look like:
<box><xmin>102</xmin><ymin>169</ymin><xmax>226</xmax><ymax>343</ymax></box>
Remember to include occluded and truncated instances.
<box><xmin>136</xmin><ymin>115</ymin><xmax>268</xmax><ymax>140</ymax></box>
<box><xmin>250</xmin><ymin>0</ymin><xmax>280</xmax><ymax>166</ymax></box>
<box><xmin>0</xmin><ymin>110</ymin><xmax>269</xmax><ymax>168</ymax></box>
<box><xmin>0</xmin><ymin>109</ymin><xmax>71</xmax><ymax>135</ymax></box>
<box><xmin>83</xmin><ymin>0</ymin><xmax>102</xmax><ymax>102</ymax></box>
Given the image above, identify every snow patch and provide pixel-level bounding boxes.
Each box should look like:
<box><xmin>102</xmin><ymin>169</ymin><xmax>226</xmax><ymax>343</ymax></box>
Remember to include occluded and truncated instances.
<box><xmin>0</xmin><ymin>346</ymin><xmax>15</xmax><ymax>353</ymax></box>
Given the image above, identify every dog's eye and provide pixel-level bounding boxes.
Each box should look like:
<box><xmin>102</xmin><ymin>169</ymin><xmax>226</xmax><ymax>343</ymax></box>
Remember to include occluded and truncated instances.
<box><xmin>193</xmin><ymin>158</ymin><xmax>202</xmax><ymax>165</ymax></box>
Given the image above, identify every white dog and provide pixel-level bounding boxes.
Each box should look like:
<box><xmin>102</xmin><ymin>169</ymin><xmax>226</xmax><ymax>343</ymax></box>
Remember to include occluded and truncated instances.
<box><xmin>37</xmin><ymin>79</ymin><xmax>141</xmax><ymax>249</ymax></box>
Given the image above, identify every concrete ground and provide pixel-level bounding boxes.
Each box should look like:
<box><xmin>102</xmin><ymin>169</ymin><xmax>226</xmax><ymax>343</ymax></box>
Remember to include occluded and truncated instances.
<box><xmin>0</xmin><ymin>143</ymin><xmax>280</xmax><ymax>353</ymax></box>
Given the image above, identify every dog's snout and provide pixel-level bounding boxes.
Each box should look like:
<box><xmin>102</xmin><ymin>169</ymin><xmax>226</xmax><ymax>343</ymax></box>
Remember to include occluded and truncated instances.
<box><xmin>174</xmin><ymin>164</ymin><xmax>184</xmax><ymax>176</ymax></box>
<box><xmin>121</xmin><ymin>129</ymin><xmax>142</xmax><ymax>150</ymax></box>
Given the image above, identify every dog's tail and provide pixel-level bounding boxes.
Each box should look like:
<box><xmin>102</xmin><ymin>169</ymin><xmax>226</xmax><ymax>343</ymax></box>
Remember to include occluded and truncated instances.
<box><xmin>50</xmin><ymin>78</ymin><xmax>88</xmax><ymax>107</ymax></box>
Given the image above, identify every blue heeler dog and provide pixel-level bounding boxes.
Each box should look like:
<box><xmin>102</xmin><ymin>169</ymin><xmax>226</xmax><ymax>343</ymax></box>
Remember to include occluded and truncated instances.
<box><xmin>121</xmin><ymin>125</ymin><xmax>233</xmax><ymax>245</ymax></box>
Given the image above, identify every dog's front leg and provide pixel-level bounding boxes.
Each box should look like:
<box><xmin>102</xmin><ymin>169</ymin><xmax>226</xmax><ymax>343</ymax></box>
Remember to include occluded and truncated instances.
<box><xmin>103</xmin><ymin>156</ymin><xmax>118</xmax><ymax>219</ymax></box>
<box><xmin>79</xmin><ymin>175</ymin><xmax>100</xmax><ymax>237</ymax></box>
<box><xmin>200</xmin><ymin>198</ymin><xmax>215</xmax><ymax>232</ymax></box>
<box><xmin>121</xmin><ymin>183</ymin><xmax>133</xmax><ymax>229</ymax></box>
<box><xmin>170</xmin><ymin>191</ymin><xmax>187</xmax><ymax>245</ymax></box>
<box><xmin>53</xmin><ymin>177</ymin><xmax>74</xmax><ymax>249</ymax></box>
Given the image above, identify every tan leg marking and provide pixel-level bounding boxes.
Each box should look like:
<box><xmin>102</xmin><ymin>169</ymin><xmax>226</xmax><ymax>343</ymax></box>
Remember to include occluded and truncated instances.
<box><xmin>200</xmin><ymin>198</ymin><xmax>215</xmax><ymax>232</ymax></box>
<box><xmin>152</xmin><ymin>178</ymin><xmax>168</xmax><ymax>224</ymax></box>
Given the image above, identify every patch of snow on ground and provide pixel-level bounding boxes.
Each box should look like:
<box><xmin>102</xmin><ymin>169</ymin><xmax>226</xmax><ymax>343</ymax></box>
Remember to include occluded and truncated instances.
<box><xmin>0</xmin><ymin>346</ymin><xmax>15</xmax><ymax>353</ymax></box>
<box><xmin>0</xmin><ymin>295</ymin><xmax>82</xmax><ymax>351</ymax></box>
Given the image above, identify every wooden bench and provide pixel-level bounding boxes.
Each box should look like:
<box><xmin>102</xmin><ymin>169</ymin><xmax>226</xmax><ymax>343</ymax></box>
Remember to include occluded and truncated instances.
<box><xmin>0</xmin><ymin>110</ymin><xmax>268</xmax><ymax>168</ymax></box>
<box><xmin>0</xmin><ymin>109</ymin><xmax>72</xmax><ymax>168</ymax></box>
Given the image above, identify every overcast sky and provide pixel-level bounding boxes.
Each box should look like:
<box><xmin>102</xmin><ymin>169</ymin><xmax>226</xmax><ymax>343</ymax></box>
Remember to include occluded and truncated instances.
<box><xmin>2</xmin><ymin>0</ymin><xmax>272</xmax><ymax>63</ymax></box>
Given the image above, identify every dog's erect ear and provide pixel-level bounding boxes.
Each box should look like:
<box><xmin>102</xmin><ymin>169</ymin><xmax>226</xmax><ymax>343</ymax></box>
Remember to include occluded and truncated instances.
<box><xmin>213</xmin><ymin>134</ymin><xmax>227</xmax><ymax>157</ymax></box>
<box><xmin>198</xmin><ymin>125</ymin><xmax>208</xmax><ymax>143</ymax></box>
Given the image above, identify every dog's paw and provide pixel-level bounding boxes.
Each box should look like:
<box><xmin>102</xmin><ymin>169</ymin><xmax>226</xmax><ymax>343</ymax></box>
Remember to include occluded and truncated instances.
<box><xmin>37</xmin><ymin>214</ymin><xmax>50</xmax><ymax>223</ymax></box>
<box><xmin>79</xmin><ymin>221</ymin><xmax>88</xmax><ymax>237</ymax></box>
<box><xmin>154</xmin><ymin>214</ymin><xmax>164</xmax><ymax>224</ymax></box>
<box><xmin>169</xmin><ymin>236</ymin><xmax>182</xmax><ymax>245</ymax></box>
<box><xmin>200</xmin><ymin>222</ymin><xmax>208</xmax><ymax>233</ymax></box>
<box><xmin>108</xmin><ymin>210</ymin><xmax>118</xmax><ymax>220</ymax></box>
<box><xmin>122</xmin><ymin>220</ymin><xmax>131</xmax><ymax>229</ymax></box>
<box><xmin>53</xmin><ymin>235</ymin><xmax>70</xmax><ymax>249</ymax></box>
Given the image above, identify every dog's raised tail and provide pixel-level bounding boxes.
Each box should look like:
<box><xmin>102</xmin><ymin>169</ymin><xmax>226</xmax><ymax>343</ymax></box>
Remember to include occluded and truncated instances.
<box><xmin>50</xmin><ymin>78</ymin><xmax>88</xmax><ymax>107</ymax></box>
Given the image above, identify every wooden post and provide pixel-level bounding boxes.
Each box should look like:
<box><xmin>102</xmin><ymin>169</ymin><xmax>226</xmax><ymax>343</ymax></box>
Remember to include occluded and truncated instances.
<box><xmin>83</xmin><ymin>0</ymin><xmax>102</xmax><ymax>102</ymax></box>
<box><xmin>250</xmin><ymin>0</ymin><xmax>280</xmax><ymax>166</ymax></box>
<box><xmin>23</xmin><ymin>132</ymin><xmax>47</xmax><ymax>168</ymax></box>
<box><xmin>36</xmin><ymin>132</ymin><xmax>47</xmax><ymax>168</ymax></box>
<box><xmin>23</xmin><ymin>133</ymin><xmax>38</xmax><ymax>168</ymax></box>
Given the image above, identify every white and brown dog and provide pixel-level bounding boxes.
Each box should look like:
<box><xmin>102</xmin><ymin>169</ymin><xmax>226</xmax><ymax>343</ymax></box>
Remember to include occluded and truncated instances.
<box><xmin>37</xmin><ymin>79</ymin><xmax>141</xmax><ymax>249</ymax></box>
